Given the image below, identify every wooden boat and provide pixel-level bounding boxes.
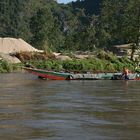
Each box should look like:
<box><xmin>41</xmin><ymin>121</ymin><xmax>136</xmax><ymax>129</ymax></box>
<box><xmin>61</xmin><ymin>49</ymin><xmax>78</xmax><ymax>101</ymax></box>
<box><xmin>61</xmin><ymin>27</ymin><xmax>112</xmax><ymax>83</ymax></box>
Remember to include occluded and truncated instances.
<box><xmin>24</xmin><ymin>67</ymin><xmax>140</xmax><ymax>80</ymax></box>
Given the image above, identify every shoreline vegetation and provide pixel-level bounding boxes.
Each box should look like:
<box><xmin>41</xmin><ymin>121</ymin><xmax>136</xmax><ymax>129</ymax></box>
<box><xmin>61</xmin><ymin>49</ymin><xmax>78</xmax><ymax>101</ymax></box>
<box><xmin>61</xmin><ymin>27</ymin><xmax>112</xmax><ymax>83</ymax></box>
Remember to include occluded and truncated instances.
<box><xmin>0</xmin><ymin>50</ymin><xmax>139</xmax><ymax>73</ymax></box>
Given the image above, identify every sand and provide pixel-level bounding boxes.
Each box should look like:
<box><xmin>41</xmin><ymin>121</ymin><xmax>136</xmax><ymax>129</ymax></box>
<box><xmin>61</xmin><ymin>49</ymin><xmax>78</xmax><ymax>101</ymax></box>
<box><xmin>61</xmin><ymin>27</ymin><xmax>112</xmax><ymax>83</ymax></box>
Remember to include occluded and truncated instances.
<box><xmin>0</xmin><ymin>37</ymin><xmax>39</xmax><ymax>54</ymax></box>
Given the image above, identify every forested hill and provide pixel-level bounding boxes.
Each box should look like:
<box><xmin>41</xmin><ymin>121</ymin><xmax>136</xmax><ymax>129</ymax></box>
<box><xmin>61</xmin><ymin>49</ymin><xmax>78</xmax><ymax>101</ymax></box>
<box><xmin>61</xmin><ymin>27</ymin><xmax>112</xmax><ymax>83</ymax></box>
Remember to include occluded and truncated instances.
<box><xmin>71</xmin><ymin>0</ymin><xmax>102</xmax><ymax>15</ymax></box>
<box><xmin>0</xmin><ymin>0</ymin><xmax>139</xmax><ymax>52</ymax></box>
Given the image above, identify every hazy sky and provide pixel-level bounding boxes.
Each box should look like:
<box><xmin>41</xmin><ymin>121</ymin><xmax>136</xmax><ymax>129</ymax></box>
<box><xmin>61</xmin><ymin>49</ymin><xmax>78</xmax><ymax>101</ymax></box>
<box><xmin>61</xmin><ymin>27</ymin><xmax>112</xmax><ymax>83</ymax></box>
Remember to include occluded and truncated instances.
<box><xmin>57</xmin><ymin>0</ymin><xmax>77</xmax><ymax>4</ymax></box>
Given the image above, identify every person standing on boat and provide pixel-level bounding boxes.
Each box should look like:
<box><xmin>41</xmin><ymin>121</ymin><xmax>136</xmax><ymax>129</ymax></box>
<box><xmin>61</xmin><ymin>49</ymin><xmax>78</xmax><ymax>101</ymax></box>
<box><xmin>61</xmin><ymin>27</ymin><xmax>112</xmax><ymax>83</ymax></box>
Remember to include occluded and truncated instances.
<box><xmin>122</xmin><ymin>67</ymin><xmax>129</xmax><ymax>80</ymax></box>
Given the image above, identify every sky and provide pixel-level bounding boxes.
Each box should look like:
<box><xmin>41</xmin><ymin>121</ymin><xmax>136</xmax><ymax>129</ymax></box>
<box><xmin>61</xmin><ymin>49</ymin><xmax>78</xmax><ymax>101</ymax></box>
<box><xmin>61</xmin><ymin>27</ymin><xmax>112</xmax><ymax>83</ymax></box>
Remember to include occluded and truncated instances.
<box><xmin>57</xmin><ymin>0</ymin><xmax>77</xmax><ymax>4</ymax></box>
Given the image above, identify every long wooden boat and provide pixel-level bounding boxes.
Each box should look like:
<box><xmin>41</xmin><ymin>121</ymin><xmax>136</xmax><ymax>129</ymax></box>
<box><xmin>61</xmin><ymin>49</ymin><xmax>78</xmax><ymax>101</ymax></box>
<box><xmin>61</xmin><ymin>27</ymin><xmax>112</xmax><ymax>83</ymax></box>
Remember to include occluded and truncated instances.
<box><xmin>23</xmin><ymin>67</ymin><xmax>140</xmax><ymax>80</ymax></box>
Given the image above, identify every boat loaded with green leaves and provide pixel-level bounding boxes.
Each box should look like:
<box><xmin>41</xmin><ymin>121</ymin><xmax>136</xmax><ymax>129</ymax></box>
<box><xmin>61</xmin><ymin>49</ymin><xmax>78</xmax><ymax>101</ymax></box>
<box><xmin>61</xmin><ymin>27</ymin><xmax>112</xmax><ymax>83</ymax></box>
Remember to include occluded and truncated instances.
<box><xmin>24</xmin><ymin>67</ymin><xmax>140</xmax><ymax>80</ymax></box>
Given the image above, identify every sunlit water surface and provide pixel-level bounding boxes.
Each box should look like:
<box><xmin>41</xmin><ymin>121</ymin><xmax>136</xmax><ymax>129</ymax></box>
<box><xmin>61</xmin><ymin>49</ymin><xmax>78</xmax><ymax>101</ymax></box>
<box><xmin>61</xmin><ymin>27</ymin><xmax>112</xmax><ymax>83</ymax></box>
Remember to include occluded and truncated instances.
<box><xmin>0</xmin><ymin>73</ymin><xmax>140</xmax><ymax>140</ymax></box>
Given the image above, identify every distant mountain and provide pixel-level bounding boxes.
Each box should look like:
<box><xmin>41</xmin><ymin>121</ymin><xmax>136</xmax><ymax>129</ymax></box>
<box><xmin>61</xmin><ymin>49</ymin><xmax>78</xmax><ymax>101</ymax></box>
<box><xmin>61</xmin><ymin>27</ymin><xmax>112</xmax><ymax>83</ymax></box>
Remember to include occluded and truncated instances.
<box><xmin>71</xmin><ymin>0</ymin><xmax>102</xmax><ymax>15</ymax></box>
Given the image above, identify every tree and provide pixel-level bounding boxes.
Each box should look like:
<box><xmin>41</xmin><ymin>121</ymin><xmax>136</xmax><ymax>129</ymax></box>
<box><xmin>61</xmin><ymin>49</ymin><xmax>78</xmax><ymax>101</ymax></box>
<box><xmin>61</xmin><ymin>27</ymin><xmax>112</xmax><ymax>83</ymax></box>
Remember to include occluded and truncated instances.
<box><xmin>99</xmin><ymin>0</ymin><xmax>128</xmax><ymax>48</ymax></box>
<box><xmin>123</xmin><ymin>0</ymin><xmax>140</xmax><ymax>60</ymax></box>
<box><xmin>0</xmin><ymin>0</ymin><xmax>32</xmax><ymax>40</ymax></box>
<box><xmin>30</xmin><ymin>7</ymin><xmax>54</xmax><ymax>49</ymax></box>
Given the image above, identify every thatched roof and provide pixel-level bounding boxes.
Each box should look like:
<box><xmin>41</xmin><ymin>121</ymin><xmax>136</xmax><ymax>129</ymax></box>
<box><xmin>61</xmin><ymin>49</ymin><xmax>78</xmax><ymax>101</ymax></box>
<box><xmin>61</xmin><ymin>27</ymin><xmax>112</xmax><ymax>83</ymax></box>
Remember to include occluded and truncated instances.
<box><xmin>0</xmin><ymin>37</ymin><xmax>39</xmax><ymax>54</ymax></box>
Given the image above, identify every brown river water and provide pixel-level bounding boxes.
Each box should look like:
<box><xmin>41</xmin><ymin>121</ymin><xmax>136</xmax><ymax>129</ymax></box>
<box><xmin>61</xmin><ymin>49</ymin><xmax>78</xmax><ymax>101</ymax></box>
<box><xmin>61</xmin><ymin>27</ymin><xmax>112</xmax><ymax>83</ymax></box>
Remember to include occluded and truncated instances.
<box><xmin>0</xmin><ymin>72</ymin><xmax>140</xmax><ymax>140</ymax></box>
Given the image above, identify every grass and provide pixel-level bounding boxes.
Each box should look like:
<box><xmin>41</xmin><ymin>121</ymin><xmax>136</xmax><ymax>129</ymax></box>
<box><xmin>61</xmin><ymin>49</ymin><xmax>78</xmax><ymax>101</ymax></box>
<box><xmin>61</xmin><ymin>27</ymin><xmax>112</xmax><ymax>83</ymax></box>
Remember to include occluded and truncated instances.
<box><xmin>0</xmin><ymin>60</ymin><xmax>22</xmax><ymax>73</ymax></box>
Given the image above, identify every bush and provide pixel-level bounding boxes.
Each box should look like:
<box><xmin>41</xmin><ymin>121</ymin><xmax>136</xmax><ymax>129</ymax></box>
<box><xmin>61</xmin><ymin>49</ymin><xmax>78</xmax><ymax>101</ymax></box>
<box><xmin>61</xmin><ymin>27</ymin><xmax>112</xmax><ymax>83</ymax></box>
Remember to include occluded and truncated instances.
<box><xmin>0</xmin><ymin>60</ymin><xmax>12</xmax><ymax>73</ymax></box>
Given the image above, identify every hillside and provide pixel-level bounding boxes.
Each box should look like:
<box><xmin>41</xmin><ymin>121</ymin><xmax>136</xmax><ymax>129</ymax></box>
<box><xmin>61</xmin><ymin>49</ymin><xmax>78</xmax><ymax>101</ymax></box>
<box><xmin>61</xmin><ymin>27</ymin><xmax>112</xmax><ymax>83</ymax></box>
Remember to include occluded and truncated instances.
<box><xmin>0</xmin><ymin>0</ymin><xmax>139</xmax><ymax>58</ymax></box>
<box><xmin>71</xmin><ymin>0</ymin><xmax>102</xmax><ymax>15</ymax></box>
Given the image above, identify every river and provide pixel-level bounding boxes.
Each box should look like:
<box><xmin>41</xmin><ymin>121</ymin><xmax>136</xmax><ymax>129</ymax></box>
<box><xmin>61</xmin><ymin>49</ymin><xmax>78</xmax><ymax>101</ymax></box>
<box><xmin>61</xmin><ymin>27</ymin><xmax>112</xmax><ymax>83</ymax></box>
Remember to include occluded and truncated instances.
<box><xmin>0</xmin><ymin>73</ymin><xmax>140</xmax><ymax>140</ymax></box>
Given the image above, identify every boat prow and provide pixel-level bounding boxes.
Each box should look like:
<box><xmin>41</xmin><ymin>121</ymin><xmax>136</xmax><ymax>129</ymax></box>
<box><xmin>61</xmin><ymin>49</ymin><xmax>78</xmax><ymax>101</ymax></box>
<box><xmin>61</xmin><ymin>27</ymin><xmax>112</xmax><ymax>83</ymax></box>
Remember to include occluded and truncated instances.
<box><xmin>23</xmin><ymin>67</ymin><xmax>71</xmax><ymax>80</ymax></box>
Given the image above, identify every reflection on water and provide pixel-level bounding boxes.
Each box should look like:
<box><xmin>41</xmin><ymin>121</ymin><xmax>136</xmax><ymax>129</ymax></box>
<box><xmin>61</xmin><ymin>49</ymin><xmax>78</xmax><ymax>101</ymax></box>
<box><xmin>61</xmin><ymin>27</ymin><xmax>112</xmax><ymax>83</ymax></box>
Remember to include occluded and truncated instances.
<box><xmin>0</xmin><ymin>73</ymin><xmax>140</xmax><ymax>140</ymax></box>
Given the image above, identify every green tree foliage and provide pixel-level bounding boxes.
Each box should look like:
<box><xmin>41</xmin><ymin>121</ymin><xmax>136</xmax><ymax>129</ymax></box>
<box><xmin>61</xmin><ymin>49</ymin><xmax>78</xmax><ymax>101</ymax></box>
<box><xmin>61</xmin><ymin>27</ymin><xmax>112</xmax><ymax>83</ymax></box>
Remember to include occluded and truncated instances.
<box><xmin>30</xmin><ymin>7</ymin><xmax>54</xmax><ymax>49</ymax></box>
<box><xmin>0</xmin><ymin>0</ymin><xmax>32</xmax><ymax>40</ymax></box>
<box><xmin>123</xmin><ymin>0</ymin><xmax>140</xmax><ymax>44</ymax></box>
<box><xmin>0</xmin><ymin>0</ymin><xmax>139</xmax><ymax>53</ymax></box>
<box><xmin>122</xmin><ymin>0</ymin><xmax>140</xmax><ymax>59</ymax></box>
<box><xmin>99</xmin><ymin>0</ymin><xmax>128</xmax><ymax>48</ymax></box>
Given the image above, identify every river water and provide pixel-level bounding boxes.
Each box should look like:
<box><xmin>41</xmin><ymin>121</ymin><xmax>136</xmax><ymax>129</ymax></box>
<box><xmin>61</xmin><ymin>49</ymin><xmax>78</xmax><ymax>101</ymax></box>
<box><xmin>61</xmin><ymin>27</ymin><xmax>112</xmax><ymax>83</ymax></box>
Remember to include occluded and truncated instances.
<box><xmin>0</xmin><ymin>73</ymin><xmax>140</xmax><ymax>140</ymax></box>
